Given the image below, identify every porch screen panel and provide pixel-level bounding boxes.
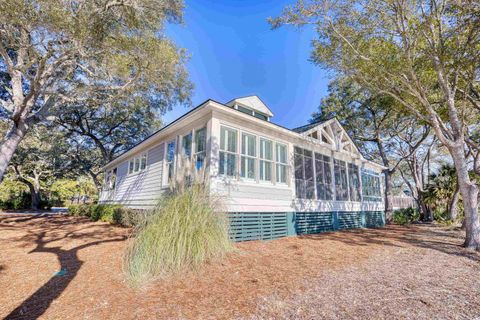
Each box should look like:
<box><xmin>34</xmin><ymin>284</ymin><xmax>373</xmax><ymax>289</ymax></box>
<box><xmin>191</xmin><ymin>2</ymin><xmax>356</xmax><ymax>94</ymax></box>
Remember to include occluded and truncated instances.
<box><xmin>294</xmin><ymin>147</ymin><xmax>314</xmax><ymax>199</ymax></box>
<box><xmin>334</xmin><ymin>159</ymin><xmax>349</xmax><ymax>201</ymax></box>
<box><xmin>348</xmin><ymin>163</ymin><xmax>361</xmax><ymax>202</ymax></box>
<box><xmin>361</xmin><ymin>169</ymin><xmax>382</xmax><ymax>202</ymax></box>
<box><xmin>315</xmin><ymin>153</ymin><xmax>333</xmax><ymax>200</ymax></box>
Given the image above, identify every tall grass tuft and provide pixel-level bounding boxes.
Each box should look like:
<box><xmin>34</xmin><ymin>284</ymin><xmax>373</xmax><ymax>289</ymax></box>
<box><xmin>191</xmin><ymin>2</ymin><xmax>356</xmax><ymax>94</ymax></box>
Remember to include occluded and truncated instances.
<box><xmin>123</xmin><ymin>159</ymin><xmax>233</xmax><ymax>286</ymax></box>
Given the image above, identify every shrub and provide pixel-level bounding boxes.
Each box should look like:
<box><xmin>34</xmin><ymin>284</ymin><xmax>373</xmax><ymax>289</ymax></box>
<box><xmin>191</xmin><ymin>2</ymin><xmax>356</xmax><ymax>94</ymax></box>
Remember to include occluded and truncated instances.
<box><xmin>67</xmin><ymin>203</ymin><xmax>143</xmax><ymax>227</ymax></box>
<box><xmin>123</xmin><ymin>184</ymin><xmax>233</xmax><ymax>286</ymax></box>
<box><xmin>393</xmin><ymin>208</ymin><xmax>420</xmax><ymax>225</ymax></box>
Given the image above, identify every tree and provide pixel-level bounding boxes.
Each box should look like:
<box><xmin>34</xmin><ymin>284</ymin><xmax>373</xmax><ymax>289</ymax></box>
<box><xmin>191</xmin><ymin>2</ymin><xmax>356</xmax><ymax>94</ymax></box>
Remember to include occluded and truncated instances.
<box><xmin>9</xmin><ymin>125</ymin><xmax>73</xmax><ymax>209</ymax></box>
<box><xmin>0</xmin><ymin>0</ymin><xmax>192</xmax><ymax>182</ymax></box>
<box><xmin>271</xmin><ymin>0</ymin><xmax>480</xmax><ymax>249</ymax></box>
<box><xmin>312</xmin><ymin>78</ymin><xmax>429</xmax><ymax>222</ymax></box>
<box><xmin>57</xmin><ymin>96</ymin><xmax>162</xmax><ymax>189</ymax></box>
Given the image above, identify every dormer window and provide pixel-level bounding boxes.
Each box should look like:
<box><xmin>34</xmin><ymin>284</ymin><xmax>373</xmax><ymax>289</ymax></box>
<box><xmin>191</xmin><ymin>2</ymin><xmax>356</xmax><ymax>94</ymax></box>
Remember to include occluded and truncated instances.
<box><xmin>254</xmin><ymin>113</ymin><xmax>268</xmax><ymax>121</ymax></box>
<box><xmin>236</xmin><ymin>105</ymin><xmax>254</xmax><ymax>116</ymax></box>
<box><xmin>227</xmin><ymin>95</ymin><xmax>274</xmax><ymax>122</ymax></box>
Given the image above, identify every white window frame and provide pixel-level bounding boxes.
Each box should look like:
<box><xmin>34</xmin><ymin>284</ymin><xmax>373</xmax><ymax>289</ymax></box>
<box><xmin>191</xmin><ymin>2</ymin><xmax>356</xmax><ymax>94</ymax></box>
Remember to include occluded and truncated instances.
<box><xmin>165</xmin><ymin>140</ymin><xmax>176</xmax><ymax>183</ymax></box>
<box><xmin>193</xmin><ymin>127</ymin><xmax>207</xmax><ymax>170</ymax></box>
<box><xmin>219</xmin><ymin>126</ymin><xmax>238</xmax><ymax>177</ymax></box>
<box><xmin>128</xmin><ymin>152</ymin><xmax>148</xmax><ymax>175</ymax></box>
<box><xmin>275</xmin><ymin>143</ymin><xmax>288</xmax><ymax>184</ymax></box>
<box><xmin>240</xmin><ymin>132</ymin><xmax>257</xmax><ymax>180</ymax></box>
<box><xmin>259</xmin><ymin>137</ymin><xmax>273</xmax><ymax>182</ymax></box>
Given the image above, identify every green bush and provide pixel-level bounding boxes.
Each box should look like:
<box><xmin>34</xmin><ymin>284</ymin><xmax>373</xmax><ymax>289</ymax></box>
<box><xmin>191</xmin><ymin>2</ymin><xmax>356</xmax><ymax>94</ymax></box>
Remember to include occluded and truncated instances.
<box><xmin>123</xmin><ymin>184</ymin><xmax>232</xmax><ymax>286</ymax></box>
<box><xmin>393</xmin><ymin>207</ymin><xmax>420</xmax><ymax>225</ymax></box>
<box><xmin>67</xmin><ymin>203</ymin><xmax>141</xmax><ymax>226</ymax></box>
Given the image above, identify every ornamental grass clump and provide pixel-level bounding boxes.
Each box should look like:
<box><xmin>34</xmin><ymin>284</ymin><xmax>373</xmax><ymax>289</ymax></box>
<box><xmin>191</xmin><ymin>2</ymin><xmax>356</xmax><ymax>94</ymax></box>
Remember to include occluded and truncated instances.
<box><xmin>123</xmin><ymin>161</ymin><xmax>233</xmax><ymax>286</ymax></box>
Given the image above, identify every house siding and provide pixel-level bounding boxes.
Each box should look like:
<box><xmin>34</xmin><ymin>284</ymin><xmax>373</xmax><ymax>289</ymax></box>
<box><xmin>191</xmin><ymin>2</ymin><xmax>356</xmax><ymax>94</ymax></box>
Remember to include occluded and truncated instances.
<box><xmin>100</xmin><ymin>143</ymin><xmax>165</xmax><ymax>209</ymax></box>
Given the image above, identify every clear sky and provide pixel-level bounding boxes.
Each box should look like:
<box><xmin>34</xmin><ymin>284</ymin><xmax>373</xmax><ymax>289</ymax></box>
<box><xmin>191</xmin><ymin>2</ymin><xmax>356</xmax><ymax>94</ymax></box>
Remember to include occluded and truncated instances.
<box><xmin>163</xmin><ymin>0</ymin><xmax>332</xmax><ymax>129</ymax></box>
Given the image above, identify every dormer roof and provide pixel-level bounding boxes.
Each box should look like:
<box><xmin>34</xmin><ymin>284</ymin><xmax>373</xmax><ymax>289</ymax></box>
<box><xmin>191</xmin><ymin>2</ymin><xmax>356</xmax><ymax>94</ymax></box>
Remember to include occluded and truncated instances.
<box><xmin>226</xmin><ymin>95</ymin><xmax>274</xmax><ymax>118</ymax></box>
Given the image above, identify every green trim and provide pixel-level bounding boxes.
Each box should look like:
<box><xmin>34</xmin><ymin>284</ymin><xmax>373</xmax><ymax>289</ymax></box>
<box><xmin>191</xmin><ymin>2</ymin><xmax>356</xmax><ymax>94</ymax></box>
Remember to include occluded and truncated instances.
<box><xmin>229</xmin><ymin>211</ymin><xmax>385</xmax><ymax>242</ymax></box>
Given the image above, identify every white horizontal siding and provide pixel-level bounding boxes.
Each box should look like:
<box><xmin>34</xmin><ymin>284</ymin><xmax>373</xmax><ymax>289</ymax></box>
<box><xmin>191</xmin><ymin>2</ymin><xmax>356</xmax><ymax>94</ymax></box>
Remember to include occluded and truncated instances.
<box><xmin>213</xmin><ymin>180</ymin><xmax>294</xmax><ymax>212</ymax></box>
<box><xmin>100</xmin><ymin>143</ymin><xmax>165</xmax><ymax>209</ymax></box>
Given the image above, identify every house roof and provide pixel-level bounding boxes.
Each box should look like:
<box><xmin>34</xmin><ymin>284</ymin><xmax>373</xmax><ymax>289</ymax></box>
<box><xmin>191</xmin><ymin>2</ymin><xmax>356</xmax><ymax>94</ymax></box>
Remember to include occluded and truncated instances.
<box><xmin>226</xmin><ymin>95</ymin><xmax>274</xmax><ymax>117</ymax></box>
<box><xmin>102</xmin><ymin>97</ymin><xmax>386</xmax><ymax>171</ymax></box>
<box><xmin>291</xmin><ymin>119</ymin><xmax>329</xmax><ymax>133</ymax></box>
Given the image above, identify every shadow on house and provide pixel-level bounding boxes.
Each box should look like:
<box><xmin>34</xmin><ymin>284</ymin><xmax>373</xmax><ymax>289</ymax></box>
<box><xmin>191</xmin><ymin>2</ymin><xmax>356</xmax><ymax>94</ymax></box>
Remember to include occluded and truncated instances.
<box><xmin>4</xmin><ymin>215</ymin><xmax>126</xmax><ymax>320</ymax></box>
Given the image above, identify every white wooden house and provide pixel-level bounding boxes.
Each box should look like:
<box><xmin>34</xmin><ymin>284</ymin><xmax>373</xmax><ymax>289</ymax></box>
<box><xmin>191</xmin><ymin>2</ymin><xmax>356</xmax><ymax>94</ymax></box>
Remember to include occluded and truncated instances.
<box><xmin>100</xmin><ymin>96</ymin><xmax>385</xmax><ymax>241</ymax></box>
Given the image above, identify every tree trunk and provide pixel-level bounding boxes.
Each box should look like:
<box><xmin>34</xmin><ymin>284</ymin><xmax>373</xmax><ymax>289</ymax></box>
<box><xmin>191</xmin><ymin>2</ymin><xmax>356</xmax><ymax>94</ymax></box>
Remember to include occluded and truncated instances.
<box><xmin>448</xmin><ymin>184</ymin><xmax>460</xmax><ymax>222</ymax></box>
<box><xmin>417</xmin><ymin>193</ymin><xmax>431</xmax><ymax>222</ymax></box>
<box><xmin>451</xmin><ymin>146</ymin><xmax>480</xmax><ymax>249</ymax></box>
<box><xmin>384</xmin><ymin>170</ymin><xmax>394</xmax><ymax>223</ymax></box>
<box><xmin>17</xmin><ymin>177</ymin><xmax>41</xmax><ymax>210</ymax></box>
<box><xmin>0</xmin><ymin>120</ymin><xmax>30</xmax><ymax>183</ymax></box>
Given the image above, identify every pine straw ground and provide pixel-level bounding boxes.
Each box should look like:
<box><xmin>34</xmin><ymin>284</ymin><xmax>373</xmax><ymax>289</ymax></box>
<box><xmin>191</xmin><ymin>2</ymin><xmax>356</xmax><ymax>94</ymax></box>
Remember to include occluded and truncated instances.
<box><xmin>0</xmin><ymin>214</ymin><xmax>479</xmax><ymax>320</ymax></box>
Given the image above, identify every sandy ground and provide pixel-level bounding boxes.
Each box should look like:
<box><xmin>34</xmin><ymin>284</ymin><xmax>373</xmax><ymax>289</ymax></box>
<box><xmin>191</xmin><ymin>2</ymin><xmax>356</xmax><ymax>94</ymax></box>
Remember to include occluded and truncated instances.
<box><xmin>0</xmin><ymin>213</ymin><xmax>479</xmax><ymax>320</ymax></box>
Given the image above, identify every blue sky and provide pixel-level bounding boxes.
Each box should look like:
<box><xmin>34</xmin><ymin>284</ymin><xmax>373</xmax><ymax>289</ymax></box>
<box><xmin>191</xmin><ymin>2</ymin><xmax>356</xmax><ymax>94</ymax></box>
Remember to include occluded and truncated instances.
<box><xmin>163</xmin><ymin>0</ymin><xmax>332</xmax><ymax>129</ymax></box>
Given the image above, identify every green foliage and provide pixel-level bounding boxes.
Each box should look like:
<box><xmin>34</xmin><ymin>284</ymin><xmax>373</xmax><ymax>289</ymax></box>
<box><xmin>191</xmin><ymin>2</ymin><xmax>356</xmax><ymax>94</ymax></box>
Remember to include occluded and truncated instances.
<box><xmin>49</xmin><ymin>177</ymin><xmax>98</xmax><ymax>206</ymax></box>
<box><xmin>393</xmin><ymin>208</ymin><xmax>420</xmax><ymax>225</ymax></box>
<box><xmin>67</xmin><ymin>203</ymin><xmax>140</xmax><ymax>226</ymax></box>
<box><xmin>0</xmin><ymin>179</ymin><xmax>30</xmax><ymax>210</ymax></box>
<box><xmin>123</xmin><ymin>184</ymin><xmax>232</xmax><ymax>286</ymax></box>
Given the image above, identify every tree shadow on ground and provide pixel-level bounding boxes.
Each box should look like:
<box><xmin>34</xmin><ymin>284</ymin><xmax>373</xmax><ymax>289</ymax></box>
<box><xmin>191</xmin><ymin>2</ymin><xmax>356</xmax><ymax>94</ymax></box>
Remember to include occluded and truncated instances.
<box><xmin>2</xmin><ymin>214</ymin><xmax>127</xmax><ymax>320</ymax></box>
<box><xmin>298</xmin><ymin>224</ymin><xmax>480</xmax><ymax>263</ymax></box>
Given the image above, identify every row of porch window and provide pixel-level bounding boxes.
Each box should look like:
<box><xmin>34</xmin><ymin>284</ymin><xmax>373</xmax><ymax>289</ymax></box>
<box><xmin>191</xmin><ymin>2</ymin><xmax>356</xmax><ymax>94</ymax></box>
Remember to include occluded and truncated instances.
<box><xmin>218</xmin><ymin>126</ymin><xmax>288</xmax><ymax>184</ymax></box>
<box><xmin>294</xmin><ymin>146</ymin><xmax>382</xmax><ymax>202</ymax></box>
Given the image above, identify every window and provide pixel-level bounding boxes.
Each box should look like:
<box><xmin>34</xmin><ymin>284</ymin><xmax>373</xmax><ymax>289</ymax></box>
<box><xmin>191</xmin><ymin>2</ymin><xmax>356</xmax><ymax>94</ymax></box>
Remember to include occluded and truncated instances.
<box><xmin>348</xmin><ymin>163</ymin><xmax>361</xmax><ymax>202</ymax></box>
<box><xmin>166</xmin><ymin>141</ymin><xmax>176</xmax><ymax>181</ymax></box>
<box><xmin>240</xmin><ymin>133</ymin><xmax>256</xmax><ymax>179</ymax></box>
<box><xmin>237</xmin><ymin>105</ymin><xmax>254</xmax><ymax>115</ymax></box>
<box><xmin>314</xmin><ymin>153</ymin><xmax>333</xmax><ymax>200</ymax></box>
<box><xmin>334</xmin><ymin>159</ymin><xmax>349</xmax><ymax>201</ymax></box>
<box><xmin>182</xmin><ymin>132</ymin><xmax>192</xmax><ymax>158</ymax></box>
<box><xmin>254</xmin><ymin>113</ymin><xmax>268</xmax><ymax>121</ymax></box>
<box><xmin>219</xmin><ymin>126</ymin><xmax>237</xmax><ymax>176</ymax></box>
<box><xmin>128</xmin><ymin>153</ymin><xmax>147</xmax><ymax>174</ymax></box>
<box><xmin>361</xmin><ymin>169</ymin><xmax>382</xmax><ymax>202</ymax></box>
<box><xmin>276</xmin><ymin>143</ymin><xmax>288</xmax><ymax>184</ymax></box>
<box><xmin>194</xmin><ymin>127</ymin><xmax>206</xmax><ymax>170</ymax></box>
<box><xmin>259</xmin><ymin>138</ymin><xmax>273</xmax><ymax>181</ymax></box>
<box><xmin>105</xmin><ymin>168</ymin><xmax>117</xmax><ymax>190</ymax></box>
<box><xmin>294</xmin><ymin>147</ymin><xmax>315</xmax><ymax>199</ymax></box>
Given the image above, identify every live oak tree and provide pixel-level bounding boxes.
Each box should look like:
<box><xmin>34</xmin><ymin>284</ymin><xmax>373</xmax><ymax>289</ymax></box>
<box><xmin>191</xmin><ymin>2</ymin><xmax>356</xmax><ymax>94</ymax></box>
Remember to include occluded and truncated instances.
<box><xmin>312</xmin><ymin>78</ymin><xmax>429</xmax><ymax>222</ymax></box>
<box><xmin>57</xmin><ymin>94</ymin><xmax>162</xmax><ymax>189</ymax></box>
<box><xmin>8</xmin><ymin>125</ymin><xmax>74</xmax><ymax>209</ymax></box>
<box><xmin>271</xmin><ymin>0</ymin><xmax>480</xmax><ymax>249</ymax></box>
<box><xmin>0</xmin><ymin>0</ymin><xmax>192</xmax><ymax>182</ymax></box>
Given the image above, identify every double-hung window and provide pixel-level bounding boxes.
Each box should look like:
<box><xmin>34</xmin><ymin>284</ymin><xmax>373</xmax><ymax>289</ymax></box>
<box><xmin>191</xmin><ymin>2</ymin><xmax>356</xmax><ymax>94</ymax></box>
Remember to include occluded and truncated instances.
<box><xmin>182</xmin><ymin>132</ymin><xmax>192</xmax><ymax>158</ymax></box>
<box><xmin>294</xmin><ymin>147</ymin><xmax>315</xmax><ymax>199</ymax></box>
<box><xmin>348</xmin><ymin>163</ymin><xmax>361</xmax><ymax>202</ymax></box>
<box><xmin>276</xmin><ymin>143</ymin><xmax>288</xmax><ymax>184</ymax></box>
<box><xmin>105</xmin><ymin>168</ymin><xmax>117</xmax><ymax>190</ymax></box>
<box><xmin>194</xmin><ymin>127</ymin><xmax>207</xmax><ymax>170</ymax></box>
<box><xmin>128</xmin><ymin>153</ymin><xmax>147</xmax><ymax>174</ymax></box>
<box><xmin>219</xmin><ymin>126</ymin><xmax>237</xmax><ymax>176</ymax></box>
<box><xmin>240</xmin><ymin>133</ymin><xmax>256</xmax><ymax>179</ymax></box>
<box><xmin>334</xmin><ymin>159</ymin><xmax>349</xmax><ymax>201</ymax></box>
<box><xmin>259</xmin><ymin>138</ymin><xmax>273</xmax><ymax>181</ymax></box>
<box><xmin>166</xmin><ymin>141</ymin><xmax>176</xmax><ymax>181</ymax></box>
<box><xmin>314</xmin><ymin>153</ymin><xmax>333</xmax><ymax>200</ymax></box>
